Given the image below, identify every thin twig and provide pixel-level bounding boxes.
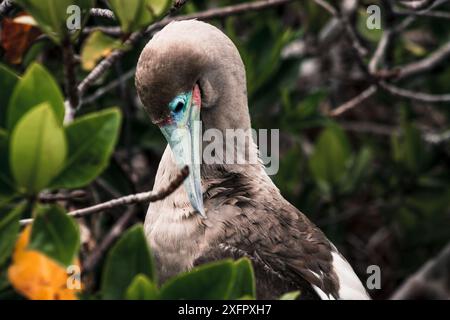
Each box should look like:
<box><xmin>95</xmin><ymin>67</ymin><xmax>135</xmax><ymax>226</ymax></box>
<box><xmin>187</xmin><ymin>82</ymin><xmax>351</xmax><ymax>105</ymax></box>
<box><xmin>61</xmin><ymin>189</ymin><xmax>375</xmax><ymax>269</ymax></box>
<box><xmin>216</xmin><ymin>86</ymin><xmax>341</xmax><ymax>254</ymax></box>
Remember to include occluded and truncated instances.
<box><xmin>380</xmin><ymin>81</ymin><xmax>450</xmax><ymax>102</ymax></box>
<box><xmin>89</xmin><ymin>8</ymin><xmax>116</xmax><ymax>20</ymax></box>
<box><xmin>82</xmin><ymin>68</ymin><xmax>135</xmax><ymax>106</ymax></box>
<box><xmin>170</xmin><ymin>0</ymin><xmax>189</xmax><ymax>15</ymax></box>
<box><xmin>390</xmin><ymin>243</ymin><xmax>450</xmax><ymax>299</ymax></box>
<box><xmin>172</xmin><ymin>0</ymin><xmax>291</xmax><ymax>21</ymax></box>
<box><xmin>398</xmin><ymin>0</ymin><xmax>434</xmax><ymax>10</ymax></box>
<box><xmin>62</xmin><ymin>37</ymin><xmax>80</xmax><ymax>123</ymax></box>
<box><xmin>424</xmin><ymin>129</ymin><xmax>450</xmax><ymax>144</ymax></box>
<box><xmin>340</xmin><ymin>121</ymin><xmax>450</xmax><ymax>144</ymax></box>
<box><xmin>39</xmin><ymin>190</ymin><xmax>87</xmax><ymax>203</ymax></box>
<box><xmin>77</xmin><ymin>0</ymin><xmax>292</xmax><ymax>100</ymax></box>
<box><xmin>20</xmin><ymin>166</ymin><xmax>189</xmax><ymax>226</ymax></box>
<box><xmin>343</xmin><ymin>17</ymin><xmax>369</xmax><ymax>58</ymax></box>
<box><xmin>325</xmin><ymin>0</ymin><xmax>450</xmax><ymax>115</ymax></box>
<box><xmin>0</xmin><ymin>0</ymin><xmax>12</xmax><ymax>18</ymax></box>
<box><xmin>395</xmin><ymin>41</ymin><xmax>450</xmax><ymax>80</ymax></box>
<box><xmin>330</xmin><ymin>85</ymin><xmax>378</xmax><ymax>117</ymax></box>
<box><xmin>313</xmin><ymin>0</ymin><xmax>368</xmax><ymax>57</ymax></box>
<box><xmin>83</xmin><ymin>26</ymin><xmax>122</xmax><ymax>36</ymax></box>
<box><xmin>77</xmin><ymin>31</ymin><xmax>143</xmax><ymax>97</ymax></box>
<box><xmin>394</xmin><ymin>8</ymin><xmax>450</xmax><ymax>19</ymax></box>
<box><xmin>369</xmin><ymin>30</ymin><xmax>393</xmax><ymax>74</ymax></box>
<box><xmin>313</xmin><ymin>0</ymin><xmax>338</xmax><ymax>16</ymax></box>
<box><xmin>394</xmin><ymin>0</ymin><xmax>450</xmax><ymax>32</ymax></box>
<box><xmin>83</xmin><ymin>207</ymin><xmax>137</xmax><ymax>273</ymax></box>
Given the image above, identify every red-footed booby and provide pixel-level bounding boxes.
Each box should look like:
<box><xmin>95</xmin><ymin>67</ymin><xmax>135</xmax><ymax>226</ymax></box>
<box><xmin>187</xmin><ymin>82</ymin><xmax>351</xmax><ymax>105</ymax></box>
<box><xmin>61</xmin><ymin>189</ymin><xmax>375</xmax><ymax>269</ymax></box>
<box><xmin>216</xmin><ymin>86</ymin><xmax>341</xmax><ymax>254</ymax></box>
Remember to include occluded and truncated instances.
<box><xmin>135</xmin><ymin>20</ymin><xmax>370</xmax><ymax>300</ymax></box>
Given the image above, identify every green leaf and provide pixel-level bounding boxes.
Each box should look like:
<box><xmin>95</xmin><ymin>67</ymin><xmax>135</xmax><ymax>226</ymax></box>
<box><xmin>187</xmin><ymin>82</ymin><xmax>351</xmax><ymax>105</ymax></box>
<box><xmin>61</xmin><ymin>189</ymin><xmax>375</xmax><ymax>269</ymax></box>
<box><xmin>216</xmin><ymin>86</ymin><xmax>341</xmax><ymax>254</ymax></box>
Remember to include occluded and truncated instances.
<box><xmin>0</xmin><ymin>129</ymin><xmax>15</xmax><ymax>198</ymax></box>
<box><xmin>297</xmin><ymin>91</ymin><xmax>326</xmax><ymax>119</ymax></box>
<box><xmin>344</xmin><ymin>147</ymin><xmax>372</xmax><ymax>192</ymax></box>
<box><xmin>228</xmin><ymin>258</ymin><xmax>256</xmax><ymax>299</ymax></box>
<box><xmin>0</xmin><ymin>64</ymin><xmax>19</xmax><ymax>127</ymax></box>
<box><xmin>28</xmin><ymin>205</ymin><xmax>80</xmax><ymax>267</ymax></box>
<box><xmin>392</xmin><ymin>122</ymin><xmax>427</xmax><ymax>173</ymax></box>
<box><xmin>309</xmin><ymin>124</ymin><xmax>351</xmax><ymax>188</ymax></box>
<box><xmin>10</xmin><ymin>103</ymin><xmax>67</xmax><ymax>194</ymax></box>
<box><xmin>146</xmin><ymin>0</ymin><xmax>170</xmax><ymax>17</ymax></box>
<box><xmin>7</xmin><ymin>63</ymin><xmax>65</xmax><ymax>130</ymax></box>
<box><xmin>160</xmin><ymin>260</ymin><xmax>235</xmax><ymax>300</ymax></box>
<box><xmin>0</xmin><ymin>203</ymin><xmax>26</xmax><ymax>266</ymax></box>
<box><xmin>125</xmin><ymin>274</ymin><xmax>159</xmax><ymax>300</ymax></box>
<box><xmin>357</xmin><ymin>8</ymin><xmax>382</xmax><ymax>43</ymax></box>
<box><xmin>14</xmin><ymin>0</ymin><xmax>94</xmax><ymax>43</ymax></box>
<box><xmin>108</xmin><ymin>0</ymin><xmax>170</xmax><ymax>33</ymax></box>
<box><xmin>81</xmin><ymin>31</ymin><xmax>123</xmax><ymax>71</ymax></box>
<box><xmin>134</xmin><ymin>0</ymin><xmax>169</xmax><ymax>30</ymax></box>
<box><xmin>403</xmin><ymin>124</ymin><xmax>426</xmax><ymax>173</ymax></box>
<box><xmin>101</xmin><ymin>225</ymin><xmax>156</xmax><ymax>300</ymax></box>
<box><xmin>279</xmin><ymin>291</ymin><xmax>301</xmax><ymax>300</ymax></box>
<box><xmin>50</xmin><ymin>108</ymin><xmax>121</xmax><ymax>189</ymax></box>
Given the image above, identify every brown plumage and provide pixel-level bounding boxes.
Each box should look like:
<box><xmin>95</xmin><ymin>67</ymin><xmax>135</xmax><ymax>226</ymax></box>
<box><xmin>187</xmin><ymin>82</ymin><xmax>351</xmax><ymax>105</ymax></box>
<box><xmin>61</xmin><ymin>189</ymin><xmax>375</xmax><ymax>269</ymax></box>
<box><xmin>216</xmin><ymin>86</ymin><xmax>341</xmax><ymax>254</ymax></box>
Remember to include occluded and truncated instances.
<box><xmin>136</xmin><ymin>20</ymin><xmax>369</xmax><ymax>300</ymax></box>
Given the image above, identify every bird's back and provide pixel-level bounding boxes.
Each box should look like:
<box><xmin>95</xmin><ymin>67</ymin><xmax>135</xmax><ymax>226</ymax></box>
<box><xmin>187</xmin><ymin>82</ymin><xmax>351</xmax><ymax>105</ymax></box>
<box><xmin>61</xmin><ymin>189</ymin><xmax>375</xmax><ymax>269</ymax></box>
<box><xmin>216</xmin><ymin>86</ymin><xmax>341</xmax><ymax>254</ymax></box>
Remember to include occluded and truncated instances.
<box><xmin>145</xmin><ymin>152</ymin><xmax>370</xmax><ymax>299</ymax></box>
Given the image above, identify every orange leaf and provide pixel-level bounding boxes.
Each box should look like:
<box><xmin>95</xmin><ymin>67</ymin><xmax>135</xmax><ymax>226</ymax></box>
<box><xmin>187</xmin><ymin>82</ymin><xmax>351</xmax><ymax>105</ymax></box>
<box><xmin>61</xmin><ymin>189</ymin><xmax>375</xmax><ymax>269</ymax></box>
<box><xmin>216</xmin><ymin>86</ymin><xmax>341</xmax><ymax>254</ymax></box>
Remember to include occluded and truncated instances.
<box><xmin>1</xmin><ymin>13</ymin><xmax>41</xmax><ymax>65</ymax></box>
<box><xmin>7</xmin><ymin>226</ymin><xmax>82</xmax><ymax>300</ymax></box>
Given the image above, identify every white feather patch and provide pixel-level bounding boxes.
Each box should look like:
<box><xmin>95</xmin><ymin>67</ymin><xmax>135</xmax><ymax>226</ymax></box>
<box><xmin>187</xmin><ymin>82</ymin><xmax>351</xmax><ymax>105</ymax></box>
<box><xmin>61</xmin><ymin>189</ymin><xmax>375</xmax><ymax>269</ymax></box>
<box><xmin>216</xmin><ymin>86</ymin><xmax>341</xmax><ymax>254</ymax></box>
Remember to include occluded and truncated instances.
<box><xmin>331</xmin><ymin>251</ymin><xmax>371</xmax><ymax>300</ymax></box>
<box><xmin>312</xmin><ymin>284</ymin><xmax>336</xmax><ymax>300</ymax></box>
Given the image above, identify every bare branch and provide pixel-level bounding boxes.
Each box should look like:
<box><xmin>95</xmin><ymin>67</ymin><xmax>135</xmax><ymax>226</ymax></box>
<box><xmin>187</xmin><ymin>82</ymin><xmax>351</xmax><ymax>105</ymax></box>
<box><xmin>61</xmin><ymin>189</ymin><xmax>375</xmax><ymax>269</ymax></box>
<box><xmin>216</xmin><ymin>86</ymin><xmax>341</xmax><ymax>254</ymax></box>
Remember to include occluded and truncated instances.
<box><xmin>83</xmin><ymin>26</ymin><xmax>122</xmax><ymax>36</ymax></box>
<box><xmin>39</xmin><ymin>190</ymin><xmax>87</xmax><ymax>203</ymax></box>
<box><xmin>319</xmin><ymin>0</ymin><xmax>450</xmax><ymax>115</ymax></box>
<box><xmin>313</xmin><ymin>0</ymin><xmax>368</xmax><ymax>57</ymax></box>
<box><xmin>391</xmin><ymin>243</ymin><xmax>450</xmax><ymax>299</ymax></box>
<box><xmin>394</xmin><ymin>0</ymin><xmax>450</xmax><ymax>32</ymax></box>
<box><xmin>0</xmin><ymin>0</ymin><xmax>12</xmax><ymax>18</ymax></box>
<box><xmin>397</xmin><ymin>0</ymin><xmax>434</xmax><ymax>10</ymax></box>
<box><xmin>89</xmin><ymin>8</ymin><xmax>115</xmax><ymax>20</ymax></box>
<box><xmin>62</xmin><ymin>38</ymin><xmax>80</xmax><ymax>123</ymax></box>
<box><xmin>394</xmin><ymin>8</ymin><xmax>450</xmax><ymax>19</ymax></box>
<box><xmin>77</xmin><ymin>0</ymin><xmax>293</xmax><ymax>102</ymax></box>
<box><xmin>89</xmin><ymin>2</ymin><xmax>193</xmax><ymax>21</ymax></box>
<box><xmin>395</xmin><ymin>42</ymin><xmax>450</xmax><ymax>80</ymax></box>
<box><xmin>82</xmin><ymin>68</ymin><xmax>135</xmax><ymax>106</ymax></box>
<box><xmin>369</xmin><ymin>30</ymin><xmax>394</xmax><ymax>74</ymax></box>
<box><xmin>83</xmin><ymin>207</ymin><xmax>137</xmax><ymax>273</ymax></box>
<box><xmin>77</xmin><ymin>31</ymin><xmax>143</xmax><ymax>97</ymax></box>
<box><xmin>330</xmin><ymin>85</ymin><xmax>378</xmax><ymax>117</ymax></box>
<box><xmin>380</xmin><ymin>81</ymin><xmax>450</xmax><ymax>102</ymax></box>
<box><xmin>170</xmin><ymin>0</ymin><xmax>189</xmax><ymax>15</ymax></box>
<box><xmin>313</xmin><ymin>0</ymin><xmax>338</xmax><ymax>16</ymax></box>
<box><xmin>341</xmin><ymin>121</ymin><xmax>396</xmax><ymax>136</ymax></box>
<box><xmin>424</xmin><ymin>129</ymin><xmax>450</xmax><ymax>144</ymax></box>
<box><xmin>341</xmin><ymin>121</ymin><xmax>450</xmax><ymax>144</ymax></box>
<box><xmin>172</xmin><ymin>0</ymin><xmax>291</xmax><ymax>21</ymax></box>
<box><xmin>20</xmin><ymin>166</ymin><xmax>189</xmax><ymax>226</ymax></box>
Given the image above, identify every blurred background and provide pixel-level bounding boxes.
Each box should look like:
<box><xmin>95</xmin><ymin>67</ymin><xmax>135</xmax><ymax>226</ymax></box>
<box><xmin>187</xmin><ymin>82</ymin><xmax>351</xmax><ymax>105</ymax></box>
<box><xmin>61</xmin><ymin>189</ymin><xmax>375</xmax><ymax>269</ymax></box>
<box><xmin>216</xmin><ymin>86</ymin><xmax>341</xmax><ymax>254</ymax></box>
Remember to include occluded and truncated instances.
<box><xmin>1</xmin><ymin>0</ymin><xmax>449</xmax><ymax>299</ymax></box>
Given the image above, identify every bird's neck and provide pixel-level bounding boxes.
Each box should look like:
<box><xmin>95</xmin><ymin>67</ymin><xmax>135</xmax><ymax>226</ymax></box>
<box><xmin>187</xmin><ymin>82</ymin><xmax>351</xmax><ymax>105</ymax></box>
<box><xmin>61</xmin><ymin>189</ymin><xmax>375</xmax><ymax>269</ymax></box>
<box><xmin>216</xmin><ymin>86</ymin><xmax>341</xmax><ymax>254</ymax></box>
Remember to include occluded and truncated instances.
<box><xmin>149</xmin><ymin>137</ymin><xmax>270</xmax><ymax>217</ymax></box>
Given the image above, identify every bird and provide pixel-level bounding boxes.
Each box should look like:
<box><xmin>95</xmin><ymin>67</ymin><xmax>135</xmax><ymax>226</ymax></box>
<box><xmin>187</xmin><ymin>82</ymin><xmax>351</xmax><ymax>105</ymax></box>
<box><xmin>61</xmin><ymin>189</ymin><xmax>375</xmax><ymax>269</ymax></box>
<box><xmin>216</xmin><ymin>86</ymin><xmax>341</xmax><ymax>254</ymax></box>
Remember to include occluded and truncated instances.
<box><xmin>135</xmin><ymin>20</ymin><xmax>370</xmax><ymax>300</ymax></box>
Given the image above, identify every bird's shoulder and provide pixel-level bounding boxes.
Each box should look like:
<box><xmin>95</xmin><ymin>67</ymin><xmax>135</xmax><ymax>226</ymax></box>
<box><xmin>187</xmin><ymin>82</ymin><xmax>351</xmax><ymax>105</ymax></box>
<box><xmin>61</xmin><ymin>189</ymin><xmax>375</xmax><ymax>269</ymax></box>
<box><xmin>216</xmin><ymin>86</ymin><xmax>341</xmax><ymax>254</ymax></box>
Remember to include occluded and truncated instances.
<box><xmin>203</xmin><ymin>168</ymin><xmax>340</xmax><ymax>298</ymax></box>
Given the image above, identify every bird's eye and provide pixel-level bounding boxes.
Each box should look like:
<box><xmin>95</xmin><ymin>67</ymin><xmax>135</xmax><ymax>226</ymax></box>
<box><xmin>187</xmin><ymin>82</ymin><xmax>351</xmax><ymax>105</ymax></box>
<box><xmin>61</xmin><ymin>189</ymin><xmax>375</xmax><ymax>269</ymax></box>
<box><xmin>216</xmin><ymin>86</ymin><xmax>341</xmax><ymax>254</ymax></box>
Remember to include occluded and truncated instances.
<box><xmin>169</xmin><ymin>95</ymin><xmax>187</xmax><ymax>114</ymax></box>
<box><xmin>174</xmin><ymin>101</ymin><xmax>185</xmax><ymax>113</ymax></box>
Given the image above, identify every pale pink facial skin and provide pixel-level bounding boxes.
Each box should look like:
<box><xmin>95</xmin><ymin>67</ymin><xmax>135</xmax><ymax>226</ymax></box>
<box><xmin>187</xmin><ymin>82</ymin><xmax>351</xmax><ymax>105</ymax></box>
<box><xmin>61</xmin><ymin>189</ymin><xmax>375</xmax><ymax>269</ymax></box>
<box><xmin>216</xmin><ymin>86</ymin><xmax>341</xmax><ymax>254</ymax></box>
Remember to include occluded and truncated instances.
<box><xmin>192</xmin><ymin>84</ymin><xmax>201</xmax><ymax>108</ymax></box>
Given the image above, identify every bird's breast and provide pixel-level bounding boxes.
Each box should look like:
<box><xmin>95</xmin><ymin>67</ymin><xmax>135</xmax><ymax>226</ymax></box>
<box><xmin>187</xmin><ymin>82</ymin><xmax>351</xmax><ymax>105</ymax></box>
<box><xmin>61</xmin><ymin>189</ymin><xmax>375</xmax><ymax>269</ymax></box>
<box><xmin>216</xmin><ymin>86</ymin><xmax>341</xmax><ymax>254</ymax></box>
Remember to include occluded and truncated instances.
<box><xmin>145</xmin><ymin>209</ymin><xmax>215</xmax><ymax>282</ymax></box>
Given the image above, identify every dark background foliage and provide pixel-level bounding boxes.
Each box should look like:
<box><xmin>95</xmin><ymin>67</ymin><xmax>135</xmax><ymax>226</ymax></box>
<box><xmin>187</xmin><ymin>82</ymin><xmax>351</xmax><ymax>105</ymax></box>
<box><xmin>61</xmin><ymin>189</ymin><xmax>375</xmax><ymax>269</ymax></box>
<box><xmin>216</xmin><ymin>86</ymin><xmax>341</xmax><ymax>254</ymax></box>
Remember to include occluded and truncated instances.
<box><xmin>0</xmin><ymin>0</ymin><xmax>449</xmax><ymax>299</ymax></box>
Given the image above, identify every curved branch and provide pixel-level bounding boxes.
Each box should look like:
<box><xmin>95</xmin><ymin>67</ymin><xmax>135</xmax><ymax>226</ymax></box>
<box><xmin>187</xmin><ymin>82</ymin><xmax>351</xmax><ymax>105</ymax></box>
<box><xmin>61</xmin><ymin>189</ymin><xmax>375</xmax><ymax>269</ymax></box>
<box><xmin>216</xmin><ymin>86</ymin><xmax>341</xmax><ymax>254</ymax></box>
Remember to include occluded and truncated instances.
<box><xmin>77</xmin><ymin>0</ymin><xmax>293</xmax><ymax>101</ymax></box>
<box><xmin>391</xmin><ymin>243</ymin><xmax>450</xmax><ymax>299</ymax></box>
<box><xmin>20</xmin><ymin>166</ymin><xmax>189</xmax><ymax>226</ymax></box>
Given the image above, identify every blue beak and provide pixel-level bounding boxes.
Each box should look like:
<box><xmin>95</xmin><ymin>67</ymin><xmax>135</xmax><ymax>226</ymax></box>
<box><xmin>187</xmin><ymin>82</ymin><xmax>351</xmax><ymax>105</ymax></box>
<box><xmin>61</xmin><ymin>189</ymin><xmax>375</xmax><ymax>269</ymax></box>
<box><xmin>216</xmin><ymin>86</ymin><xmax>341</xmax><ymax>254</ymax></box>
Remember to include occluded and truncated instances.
<box><xmin>160</xmin><ymin>88</ymin><xmax>205</xmax><ymax>218</ymax></box>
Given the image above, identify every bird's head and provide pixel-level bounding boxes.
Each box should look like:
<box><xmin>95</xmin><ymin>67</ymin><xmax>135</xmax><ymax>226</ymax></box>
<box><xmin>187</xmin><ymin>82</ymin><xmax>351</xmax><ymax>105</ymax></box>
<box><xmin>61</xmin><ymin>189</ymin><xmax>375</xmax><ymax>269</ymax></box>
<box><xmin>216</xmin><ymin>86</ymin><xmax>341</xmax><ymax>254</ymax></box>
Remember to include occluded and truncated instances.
<box><xmin>135</xmin><ymin>20</ymin><xmax>250</xmax><ymax>218</ymax></box>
